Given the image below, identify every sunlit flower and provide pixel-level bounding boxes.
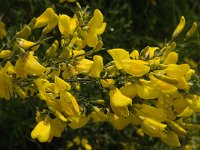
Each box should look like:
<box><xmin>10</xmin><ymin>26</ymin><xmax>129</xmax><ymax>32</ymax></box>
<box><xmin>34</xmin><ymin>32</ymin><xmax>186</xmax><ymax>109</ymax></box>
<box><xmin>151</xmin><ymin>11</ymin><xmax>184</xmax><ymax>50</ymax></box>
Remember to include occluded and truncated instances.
<box><xmin>34</xmin><ymin>8</ymin><xmax>58</xmax><ymax>34</ymax></box>
<box><xmin>58</xmin><ymin>14</ymin><xmax>77</xmax><ymax>37</ymax></box>
<box><xmin>109</xmin><ymin>88</ymin><xmax>132</xmax><ymax>117</ymax></box>
<box><xmin>31</xmin><ymin>115</ymin><xmax>65</xmax><ymax>142</ymax></box>
<box><xmin>84</xmin><ymin>9</ymin><xmax>106</xmax><ymax>47</ymax></box>
<box><xmin>141</xmin><ymin>117</ymin><xmax>167</xmax><ymax>138</ymax></box>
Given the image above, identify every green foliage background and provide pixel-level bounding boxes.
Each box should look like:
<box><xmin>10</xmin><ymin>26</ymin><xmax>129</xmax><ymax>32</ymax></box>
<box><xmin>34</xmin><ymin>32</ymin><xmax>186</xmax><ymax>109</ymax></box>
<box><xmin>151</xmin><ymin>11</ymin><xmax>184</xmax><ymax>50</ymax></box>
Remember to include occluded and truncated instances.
<box><xmin>1</xmin><ymin>0</ymin><xmax>200</xmax><ymax>149</ymax></box>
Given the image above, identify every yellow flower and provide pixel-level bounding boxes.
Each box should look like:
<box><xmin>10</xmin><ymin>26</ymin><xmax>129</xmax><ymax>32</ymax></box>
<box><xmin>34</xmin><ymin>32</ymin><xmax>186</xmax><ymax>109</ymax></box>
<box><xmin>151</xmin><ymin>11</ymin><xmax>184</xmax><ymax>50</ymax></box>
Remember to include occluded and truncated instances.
<box><xmin>75</xmin><ymin>59</ymin><xmax>94</xmax><ymax>74</ymax></box>
<box><xmin>172</xmin><ymin>16</ymin><xmax>185</xmax><ymax>39</ymax></box>
<box><xmin>54</xmin><ymin>76</ymin><xmax>71</xmax><ymax>94</ymax></box>
<box><xmin>138</xmin><ymin>104</ymin><xmax>167</xmax><ymax>122</ymax></box>
<box><xmin>141</xmin><ymin>117</ymin><xmax>167</xmax><ymax>138</ymax></box>
<box><xmin>34</xmin><ymin>78</ymin><xmax>53</xmax><ymax>100</ymax></box>
<box><xmin>69</xmin><ymin>114</ymin><xmax>90</xmax><ymax>129</ymax></box>
<box><xmin>149</xmin><ymin>75</ymin><xmax>177</xmax><ymax>93</ymax></box>
<box><xmin>88</xmin><ymin>55</ymin><xmax>104</xmax><ymax>78</ymax></box>
<box><xmin>161</xmin><ymin>130</ymin><xmax>180</xmax><ymax>147</ymax></box>
<box><xmin>0</xmin><ymin>61</ymin><xmax>15</xmax><ymax>100</ymax></box>
<box><xmin>164</xmin><ymin>52</ymin><xmax>178</xmax><ymax>64</ymax></box>
<box><xmin>34</xmin><ymin>8</ymin><xmax>58</xmax><ymax>34</ymax></box>
<box><xmin>120</xmin><ymin>83</ymin><xmax>137</xmax><ymax>99</ymax></box>
<box><xmin>109</xmin><ymin>88</ymin><xmax>132</xmax><ymax>117</ymax></box>
<box><xmin>164</xmin><ymin>64</ymin><xmax>190</xmax><ymax>78</ymax></box>
<box><xmin>0</xmin><ymin>21</ymin><xmax>7</xmax><ymax>39</ymax></box>
<box><xmin>107</xmin><ymin>48</ymin><xmax>130</xmax><ymax>69</ymax></box>
<box><xmin>187</xmin><ymin>95</ymin><xmax>200</xmax><ymax>112</ymax></box>
<box><xmin>109</xmin><ymin>88</ymin><xmax>132</xmax><ymax>107</ymax></box>
<box><xmin>31</xmin><ymin>116</ymin><xmax>65</xmax><ymax>142</ymax></box>
<box><xmin>100</xmin><ymin>79</ymin><xmax>115</xmax><ymax>88</ymax></box>
<box><xmin>58</xmin><ymin>14</ymin><xmax>77</xmax><ymax>37</ymax></box>
<box><xmin>144</xmin><ymin>46</ymin><xmax>159</xmax><ymax>59</ymax></box>
<box><xmin>130</xmin><ymin>50</ymin><xmax>139</xmax><ymax>59</ymax></box>
<box><xmin>168</xmin><ymin>121</ymin><xmax>187</xmax><ymax>137</ymax></box>
<box><xmin>136</xmin><ymin>79</ymin><xmax>161</xmax><ymax>99</ymax></box>
<box><xmin>16</xmin><ymin>25</ymin><xmax>31</xmax><ymax>38</ymax></box>
<box><xmin>31</xmin><ymin>119</ymin><xmax>51</xmax><ymax>142</ymax></box>
<box><xmin>17</xmin><ymin>38</ymin><xmax>39</xmax><ymax>51</ymax></box>
<box><xmin>90</xmin><ymin>106</ymin><xmax>108</xmax><ymax>122</ymax></box>
<box><xmin>85</xmin><ymin>9</ymin><xmax>106</xmax><ymax>47</ymax></box>
<box><xmin>122</xmin><ymin>60</ymin><xmax>150</xmax><ymax>77</ymax></box>
<box><xmin>0</xmin><ymin>50</ymin><xmax>11</xmax><ymax>58</ymax></box>
<box><xmin>108</xmin><ymin>113</ymin><xmax>131</xmax><ymax>130</ymax></box>
<box><xmin>15</xmin><ymin>52</ymin><xmax>47</xmax><ymax>77</ymax></box>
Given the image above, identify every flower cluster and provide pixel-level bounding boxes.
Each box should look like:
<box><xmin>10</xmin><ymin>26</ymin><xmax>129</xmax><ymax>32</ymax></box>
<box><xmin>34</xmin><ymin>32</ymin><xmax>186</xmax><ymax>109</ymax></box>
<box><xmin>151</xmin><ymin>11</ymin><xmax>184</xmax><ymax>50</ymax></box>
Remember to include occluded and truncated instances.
<box><xmin>0</xmin><ymin>4</ymin><xmax>199</xmax><ymax>147</ymax></box>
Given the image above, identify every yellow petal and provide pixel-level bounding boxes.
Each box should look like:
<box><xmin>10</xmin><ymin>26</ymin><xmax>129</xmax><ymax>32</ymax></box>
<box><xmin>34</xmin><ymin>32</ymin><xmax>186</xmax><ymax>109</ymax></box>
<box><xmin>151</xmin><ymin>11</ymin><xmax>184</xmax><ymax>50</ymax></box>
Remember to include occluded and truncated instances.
<box><xmin>178</xmin><ymin>106</ymin><xmax>194</xmax><ymax>117</ymax></box>
<box><xmin>164</xmin><ymin>52</ymin><xmax>178</xmax><ymax>64</ymax></box>
<box><xmin>108</xmin><ymin>113</ymin><xmax>131</xmax><ymax>130</ymax></box>
<box><xmin>120</xmin><ymin>83</ymin><xmax>137</xmax><ymax>99</ymax></box>
<box><xmin>69</xmin><ymin>115</ymin><xmax>90</xmax><ymax>129</ymax></box>
<box><xmin>109</xmin><ymin>88</ymin><xmax>132</xmax><ymax>107</ymax></box>
<box><xmin>111</xmin><ymin>105</ymin><xmax>129</xmax><ymax>117</ymax></box>
<box><xmin>86</xmin><ymin>30</ymin><xmax>98</xmax><ymax>47</ymax></box>
<box><xmin>164</xmin><ymin>64</ymin><xmax>190</xmax><ymax>78</ymax></box>
<box><xmin>139</xmin><ymin>104</ymin><xmax>167</xmax><ymax>122</ymax></box>
<box><xmin>15</xmin><ymin>56</ymin><xmax>27</xmax><ymax>78</ymax></box>
<box><xmin>149</xmin><ymin>75</ymin><xmax>177</xmax><ymax>93</ymax></box>
<box><xmin>185</xmin><ymin>22</ymin><xmax>197</xmax><ymax>40</ymax></box>
<box><xmin>58</xmin><ymin>14</ymin><xmax>77</xmax><ymax>36</ymax></box>
<box><xmin>141</xmin><ymin>117</ymin><xmax>167</xmax><ymax>138</ymax></box>
<box><xmin>17</xmin><ymin>38</ymin><xmax>39</xmax><ymax>51</ymax></box>
<box><xmin>161</xmin><ymin>130</ymin><xmax>180</xmax><ymax>147</ymax></box>
<box><xmin>75</xmin><ymin>59</ymin><xmax>94</xmax><ymax>74</ymax></box>
<box><xmin>31</xmin><ymin>120</ymin><xmax>51</xmax><ymax>143</ymax></box>
<box><xmin>172</xmin><ymin>16</ymin><xmax>185</xmax><ymax>38</ymax></box>
<box><xmin>122</xmin><ymin>60</ymin><xmax>150</xmax><ymax>77</ymax></box>
<box><xmin>88</xmin><ymin>9</ymin><xmax>104</xmax><ymax>29</ymax></box>
<box><xmin>168</xmin><ymin>121</ymin><xmax>187</xmax><ymax>137</ymax></box>
<box><xmin>34</xmin><ymin>8</ymin><xmax>56</xmax><ymax>28</ymax></box>
<box><xmin>130</xmin><ymin>50</ymin><xmax>139</xmax><ymax>59</ymax></box>
<box><xmin>54</xmin><ymin>76</ymin><xmax>71</xmax><ymax>93</ymax></box>
<box><xmin>100</xmin><ymin>79</ymin><xmax>115</xmax><ymax>88</ymax></box>
<box><xmin>24</xmin><ymin>52</ymin><xmax>47</xmax><ymax>75</ymax></box>
<box><xmin>42</xmin><ymin>14</ymin><xmax>58</xmax><ymax>34</ymax></box>
<box><xmin>136</xmin><ymin>82</ymin><xmax>160</xmax><ymax>99</ymax></box>
<box><xmin>107</xmin><ymin>48</ymin><xmax>130</xmax><ymax>69</ymax></box>
<box><xmin>89</xmin><ymin>55</ymin><xmax>104</xmax><ymax>78</ymax></box>
<box><xmin>0</xmin><ymin>50</ymin><xmax>11</xmax><ymax>58</ymax></box>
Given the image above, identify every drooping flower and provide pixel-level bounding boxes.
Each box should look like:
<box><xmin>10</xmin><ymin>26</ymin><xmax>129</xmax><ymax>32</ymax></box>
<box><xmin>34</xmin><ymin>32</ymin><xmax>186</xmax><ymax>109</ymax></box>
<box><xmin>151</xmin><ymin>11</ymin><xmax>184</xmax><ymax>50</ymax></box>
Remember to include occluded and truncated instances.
<box><xmin>122</xmin><ymin>60</ymin><xmax>150</xmax><ymax>77</ymax></box>
<box><xmin>108</xmin><ymin>113</ymin><xmax>131</xmax><ymax>130</ymax></box>
<box><xmin>75</xmin><ymin>59</ymin><xmax>94</xmax><ymax>74</ymax></box>
<box><xmin>88</xmin><ymin>55</ymin><xmax>104</xmax><ymax>78</ymax></box>
<box><xmin>34</xmin><ymin>8</ymin><xmax>58</xmax><ymax>34</ymax></box>
<box><xmin>84</xmin><ymin>9</ymin><xmax>107</xmax><ymax>47</ymax></box>
<box><xmin>69</xmin><ymin>114</ymin><xmax>90</xmax><ymax>129</ymax></box>
<box><xmin>141</xmin><ymin>117</ymin><xmax>167</xmax><ymax>138</ymax></box>
<box><xmin>15</xmin><ymin>52</ymin><xmax>47</xmax><ymax>78</ymax></box>
<box><xmin>31</xmin><ymin>115</ymin><xmax>65</xmax><ymax>142</ymax></box>
<box><xmin>0</xmin><ymin>61</ymin><xmax>15</xmax><ymax>100</ymax></box>
<box><xmin>58</xmin><ymin>14</ymin><xmax>77</xmax><ymax>37</ymax></box>
<box><xmin>109</xmin><ymin>88</ymin><xmax>132</xmax><ymax>117</ymax></box>
<box><xmin>107</xmin><ymin>48</ymin><xmax>130</xmax><ymax>69</ymax></box>
<box><xmin>17</xmin><ymin>38</ymin><xmax>39</xmax><ymax>51</ymax></box>
<box><xmin>161</xmin><ymin>130</ymin><xmax>181</xmax><ymax>147</ymax></box>
<box><xmin>0</xmin><ymin>50</ymin><xmax>11</xmax><ymax>58</ymax></box>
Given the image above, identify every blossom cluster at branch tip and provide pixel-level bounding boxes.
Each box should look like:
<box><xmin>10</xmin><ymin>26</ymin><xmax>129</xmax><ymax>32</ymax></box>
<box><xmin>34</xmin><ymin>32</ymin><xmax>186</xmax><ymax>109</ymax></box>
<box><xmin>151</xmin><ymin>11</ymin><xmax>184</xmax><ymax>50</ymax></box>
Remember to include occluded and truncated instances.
<box><xmin>0</xmin><ymin>6</ymin><xmax>199</xmax><ymax>147</ymax></box>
